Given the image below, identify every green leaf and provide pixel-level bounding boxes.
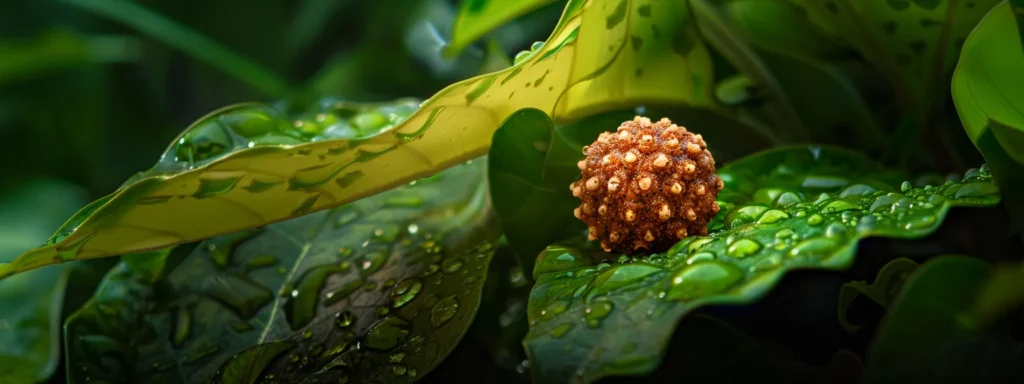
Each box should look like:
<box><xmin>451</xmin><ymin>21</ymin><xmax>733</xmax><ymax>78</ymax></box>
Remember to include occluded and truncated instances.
<box><xmin>952</xmin><ymin>1</ymin><xmax>1024</xmax><ymax>236</ymax></box>
<box><xmin>522</xmin><ymin>146</ymin><xmax>1000</xmax><ymax>383</ymax></box>
<box><xmin>720</xmin><ymin>0</ymin><xmax>845</xmax><ymax>58</ymax></box>
<box><xmin>59</xmin><ymin>0</ymin><xmax>289</xmax><ymax>97</ymax></box>
<box><xmin>448</xmin><ymin>0</ymin><xmax>564</xmax><ymax>57</ymax></box>
<box><xmin>0</xmin><ymin>179</ymin><xmax>88</xmax><ymax>384</ymax></box>
<box><xmin>837</xmin><ymin>257</ymin><xmax>919</xmax><ymax>333</ymax></box>
<box><xmin>866</xmin><ymin>256</ymin><xmax>992</xmax><ymax>382</ymax></box>
<box><xmin>3</xmin><ymin>0</ymin><xmax>716</xmax><ymax>279</ymax></box>
<box><xmin>784</xmin><ymin>0</ymin><xmax>1000</xmax><ymax>115</ymax></box>
<box><xmin>488</xmin><ymin>107</ymin><xmax>774</xmax><ymax>272</ymax></box>
<box><xmin>691</xmin><ymin>0</ymin><xmax>808</xmax><ymax>142</ymax></box>
<box><xmin>64</xmin><ymin>160</ymin><xmax>500</xmax><ymax>384</ymax></box>
<box><xmin>969</xmin><ymin>259</ymin><xmax>1024</xmax><ymax>329</ymax></box>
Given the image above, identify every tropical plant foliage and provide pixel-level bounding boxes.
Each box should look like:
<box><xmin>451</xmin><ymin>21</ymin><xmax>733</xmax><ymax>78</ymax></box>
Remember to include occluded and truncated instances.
<box><xmin>2</xmin><ymin>0</ymin><xmax>1024</xmax><ymax>383</ymax></box>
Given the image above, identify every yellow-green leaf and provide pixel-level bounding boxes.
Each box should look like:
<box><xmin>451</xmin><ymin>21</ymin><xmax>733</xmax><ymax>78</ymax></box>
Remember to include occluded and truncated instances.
<box><xmin>447</xmin><ymin>0</ymin><xmax>565</xmax><ymax>57</ymax></box>
<box><xmin>0</xmin><ymin>0</ymin><xmax>715</xmax><ymax>279</ymax></box>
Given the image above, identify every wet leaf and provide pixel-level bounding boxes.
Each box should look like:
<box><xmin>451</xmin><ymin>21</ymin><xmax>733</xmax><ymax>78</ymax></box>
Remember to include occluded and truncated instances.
<box><xmin>837</xmin><ymin>257</ymin><xmax>919</xmax><ymax>333</ymax></box>
<box><xmin>447</xmin><ymin>0</ymin><xmax>564</xmax><ymax>56</ymax></box>
<box><xmin>951</xmin><ymin>1</ymin><xmax>1024</xmax><ymax>235</ymax></box>
<box><xmin>0</xmin><ymin>179</ymin><xmax>88</xmax><ymax>383</ymax></box>
<box><xmin>4</xmin><ymin>0</ymin><xmax>716</xmax><ymax>279</ymax></box>
<box><xmin>488</xmin><ymin>107</ymin><xmax>773</xmax><ymax>272</ymax></box>
<box><xmin>522</xmin><ymin>146</ymin><xmax>1000</xmax><ymax>383</ymax></box>
<box><xmin>63</xmin><ymin>160</ymin><xmax>501</xmax><ymax>384</ymax></box>
<box><xmin>866</xmin><ymin>256</ymin><xmax>992</xmax><ymax>382</ymax></box>
<box><xmin>784</xmin><ymin>0</ymin><xmax>1000</xmax><ymax>115</ymax></box>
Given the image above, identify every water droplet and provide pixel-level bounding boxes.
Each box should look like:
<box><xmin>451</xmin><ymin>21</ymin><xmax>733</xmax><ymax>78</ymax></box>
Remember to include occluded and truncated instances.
<box><xmin>788</xmin><ymin>238</ymin><xmax>837</xmax><ymax>259</ymax></box>
<box><xmin>756</xmin><ymin>209</ymin><xmax>790</xmax><ymax>224</ymax></box>
<box><xmin>360</xmin><ymin>252</ymin><xmax>389</xmax><ymax>276</ymax></box>
<box><xmin>390</xmin><ymin>278</ymin><xmax>424</xmax><ymax>308</ymax></box>
<box><xmin>687</xmin><ymin>252</ymin><xmax>715</xmax><ymax>264</ymax></box>
<box><xmin>589</xmin><ymin>264</ymin><xmax>663</xmax><ymax>297</ymax></box>
<box><xmin>824</xmin><ymin>199</ymin><xmax>860</xmax><ymax>213</ymax></box>
<box><xmin>726</xmin><ymin>205</ymin><xmax>768</xmax><ymax>228</ymax></box>
<box><xmin>900</xmin><ymin>181</ymin><xmax>912</xmax><ymax>192</ymax></box>
<box><xmin>324</xmin><ymin>278</ymin><xmax>365</xmax><ymax>306</ymax></box>
<box><xmin>825</xmin><ymin>222</ymin><xmax>847</xmax><ymax>238</ymax></box>
<box><xmin>442</xmin><ymin>258</ymin><xmax>464</xmax><ymax>273</ymax></box>
<box><xmin>550</xmin><ymin>323</ymin><xmax>574</xmax><ymax>338</ymax></box>
<box><xmin>775</xmin><ymin>192</ymin><xmax>803</xmax><ymax>206</ymax></box>
<box><xmin>667</xmin><ymin>261</ymin><xmax>745</xmax><ymax>301</ymax></box>
<box><xmin>688</xmin><ymin>238</ymin><xmax>714</xmax><ymax>254</ymax></box>
<box><xmin>364</xmin><ymin>316</ymin><xmax>410</xmax><ymax>350</ymax></box>
<box><xmin>953</xmin><ymin>181</ymin><xmax>998</xmax><ymax>198</ymax></box>
<box><xmin>775</xmin><ymin>229</ymin><xmax>796</xmax><ymax>240</ymax></box>
<box><xmin>584</xmin><ymin>301</ymin><xmax>613</xmax><ymax>328</ymax></box>
<box><xmin>335</xmin><ymin>311</ymin><xmax>355</xmax><ymax>328</ymax></box>
<box><xmin>430</xmin><ymin>296</ymin><xmax>459</xmax><ymax>327</ymax></box>
<box><xmin>392</xmin><ymin>364</ymin><xmax>409</xmax><ymax>376</ymax></box>
<box><xmin>806</xmin><ymin>214</ymin><xmax>824</xmax><ymax>225</ymax></box>
<box><xmin>541</xmin><ymin>301</ymin><xmax>569</xmax><ymax>320</ymax></box>
<box><xmin>390</xmin><ymin>352</ymin><xmax>407</xmax><ymax>363</ymax></box>
<box><xmin>726</xmin><ymin>239</ymin><xmax>761</xmax><ymax>258</ymax></box>
<box><xmin>407</xmin><ymin>224</ymin><xmax>419</xmax><ymax>234</ymax></box>
<box><xmin>840</xmin><ymin>184</ymin><xmax>878</xmax><ymax>198</ymax></box>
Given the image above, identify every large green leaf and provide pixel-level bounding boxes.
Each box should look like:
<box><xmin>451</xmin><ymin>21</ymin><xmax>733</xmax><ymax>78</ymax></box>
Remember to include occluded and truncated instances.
<box><xmin>785</xmin><ymin>0</ymin><xmax>1000</xmax><ymax>115</ymax></box>
<box><xmin>952</xmin><ymin>1</ymin><xmax>1024</xmax><ymax>235</ymax></box>
<box><xmin>0</xmin><ymin>179</ymin><xmax>87</xmax><ymax>384</ymax></box>
<box><xmin>522</xmin><ymin>146</ymin><xmax>1000</xmax><ymax>383</ymax></box>
<box><xmin>488</xmin><ymin>107</ymin><xmax>773</xmax><ymax>272</ymax></box>
<box><xmin>865</xmin><ymin>256</ymin><xmax>992</xmax><ymax>381</ymax></box>
<box><xmin>2</xmin><ymin>0</ymin><xmax>716</xmax><ymax>279</ymax></box>
<box><xmin>447</xmin><ymin>0</ymin><xmax>565</xmax><ymax>57</ymax></box>
<box><xmin>63</xmin><ymin>160</ymin><xmax>501</xmax><ymax>384</ymax></box>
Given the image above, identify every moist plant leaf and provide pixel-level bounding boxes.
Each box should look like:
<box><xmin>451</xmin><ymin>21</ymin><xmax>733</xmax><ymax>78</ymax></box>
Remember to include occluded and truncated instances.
<box><xmin>3</xmin><ymin>0</ymin><xmax>716</xmax><ymax>279</ymax></box>
<box><xmin>784</xmin><ymin>0</ymin><xmax>1000</xmax><ymax>114</ymax></box>
<box><xmin>447</xmin><ymin>0</ymin><xmax>564</xmax><ymax>57</ymax></box>
<box><xmin>522</xmin><ymin>146</ymin><xmax>1000</xmax><ymax>384</ymax></box>
<box><xmin>951</xmin><ymin>1</ymin><xmax>1024</xmax><ymax>235</ymax></box>
<box><xmin>837</xmin><ymin>257</ymin><xmax>919</xmax><ymax>333</ymax></box>
<box><xmin>63</xmin><ymin>160</ymin><xmax>501</xmax><ymax>384</ymax></box>
<box><xmin>0</xmin><ymin>179</ymin><xmax>88</xmax><ymax>384</ymax></box>
<box><xmin>865</xmin><ymin>256</ymin><xmax>993</xmax><ymax>382</ymax></box>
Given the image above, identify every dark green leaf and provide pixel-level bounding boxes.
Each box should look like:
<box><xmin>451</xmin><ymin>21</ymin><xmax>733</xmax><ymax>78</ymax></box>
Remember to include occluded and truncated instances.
<box><xmin>0</xmin><ymin>179</ymin><xmax>88</xmax><ymax>383</ymax></box>
<box><xmin>720</xmin><ymin>0</ymin><xmax>846</xmax><ymax>59</ymax></box>
<box><xmin>866</xmin><ymin>256</ymin><xmax>992</xmax><ymax>381</ymax></box>
<box><xmin>952</xmin><ymin>1</ymin><xmax>1024</xmax><ymax>236</ymax></box>
<box><xmin>64</xmin><ymin>160</ymin><xmax>500</xmax><ymax>384</ymax></box>
<box><xmin>969</xmin><ymin>259</ymin><xmax>1024</xmax><ymax>329</ymax></box>
<box><xmin>523</xmin><ymin>146</ymin><xmax>1000</xmax><ymax>383</ymax></box>
<box><xmin>837</xmin><ymin>257</ymin><xmax>919</xmax><ymax>333</ymax></box>
<box><xmin>785</xmin><ymin>0</ymin><xmax>1000</xmax><ymax>116</ymax></box>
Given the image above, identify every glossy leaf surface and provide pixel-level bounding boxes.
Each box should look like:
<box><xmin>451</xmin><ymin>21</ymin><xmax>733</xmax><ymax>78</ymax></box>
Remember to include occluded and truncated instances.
<box><xmin>64</xmin><ymin>160</ymin><xmax>500</xmax><ymax>384</ymax></box>
<box><xmin>4</xmin><ymin>0</ymin><xmax>716</xmax><ymax>279</ymax></box>
<box><xmin>448</xmin><ymin>0</ymin><xmax>564</xmax><ymax>56</ymax></box>
<box><xmin>523</xmin><ymin>147</ymin><xmax>1000</xmax><ymax>383</ymax></box>
<box><xmin>952</xmin><ymin>1</ymin><xmax>1024</xmax><ymax>234</ymax></box>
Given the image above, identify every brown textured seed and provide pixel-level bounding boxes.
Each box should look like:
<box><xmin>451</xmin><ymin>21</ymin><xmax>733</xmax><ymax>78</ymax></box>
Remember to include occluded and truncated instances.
<box><xmin>571</xmin><ymin>116</ymin><xmax>722</xmax><ymax>253</ymax></box>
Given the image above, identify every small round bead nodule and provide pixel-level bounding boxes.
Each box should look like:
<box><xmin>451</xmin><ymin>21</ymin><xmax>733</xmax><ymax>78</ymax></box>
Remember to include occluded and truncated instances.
<box><xmin>570</xmin><ymin>116</ymin><xmax>723</xmax><ymax>253</ymax></box>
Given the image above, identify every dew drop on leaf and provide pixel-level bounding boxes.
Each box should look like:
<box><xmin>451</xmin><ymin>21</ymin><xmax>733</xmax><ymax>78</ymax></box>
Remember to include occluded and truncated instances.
<box><xmin>667</xmin><ymin>261</ymin><xmax>745</xmax><ymax>301</ymax></box>
<box><xmin>364</xmin><ymin>316</ymin><xmax>410</xmax><ymax>350</ymax></box>
<box><xmin>550</xmin><ymin>323</ymin><xmax>574</xmax><ymax>338</ymax></box>
<box><xmin>430</xmin><ymin>296</ymin><xmax>460</xmax><ymax>327</ymax></box>
<box><xmin>584</xmin><ymin>301</ymin><xmax>614</xmax><ymax>328</ymax></box>
<box><xmin>726</xmin><ymin>239</ymin><xmax>762</xmax><ymax>258</ymax></box>
<box><xmin>390</xmin><ymin>278</ymin><xmax>424</xmax><ymax>308</ymax></box>
<box><xmin>806</xmin><ymin>214</ymin><xmax>824</xmax><ymax>225</ymax></box>
<box><xmin>335</xmin><ymin>311</ymin><xmax>355</xmax><ymax>328</ymax></box>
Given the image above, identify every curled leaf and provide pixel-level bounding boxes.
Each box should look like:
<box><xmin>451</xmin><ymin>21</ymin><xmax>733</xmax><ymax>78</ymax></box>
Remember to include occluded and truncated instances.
<box><xmin>3</xmin><ymin>0</ymin><xmax>716</xmax><ymax>279</ymax></box>
<box><xmin>837</xmin><ymin>257</ymin><xmax>919</xmax><ymax>333</ymax></box>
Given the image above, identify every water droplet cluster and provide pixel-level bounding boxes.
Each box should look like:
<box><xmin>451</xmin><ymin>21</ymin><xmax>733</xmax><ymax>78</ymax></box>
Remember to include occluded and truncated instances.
<box><xmin>570</xmin><ymin>116</ymin><xmax>722</xmax><ymax>253</ymax></box>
